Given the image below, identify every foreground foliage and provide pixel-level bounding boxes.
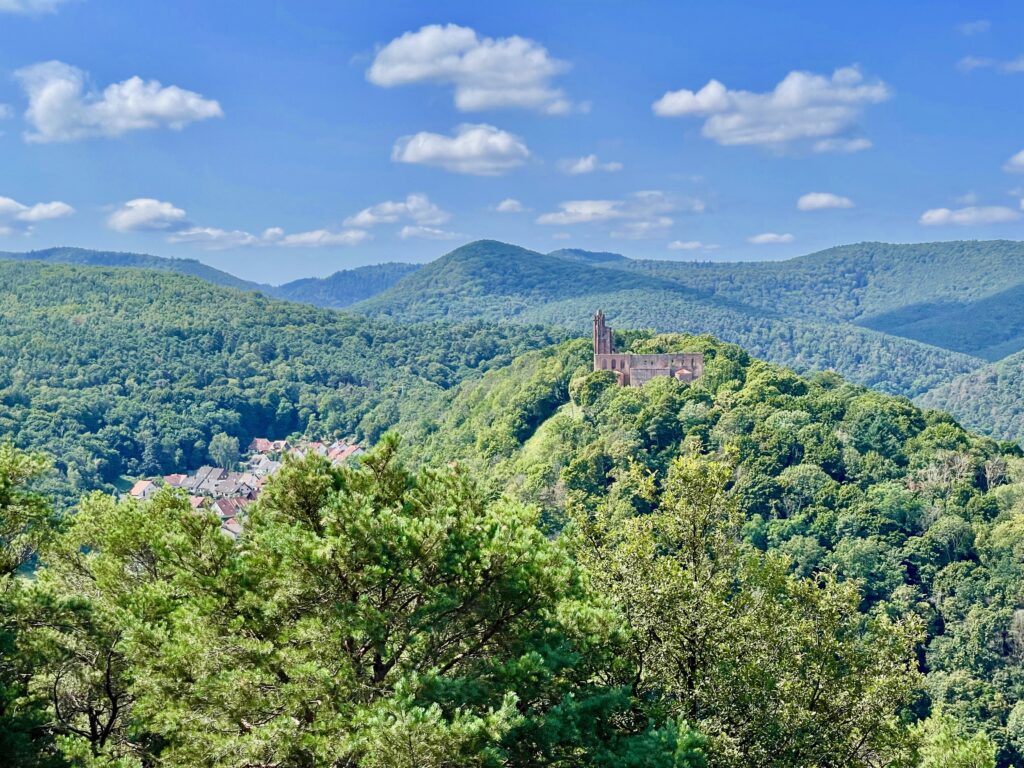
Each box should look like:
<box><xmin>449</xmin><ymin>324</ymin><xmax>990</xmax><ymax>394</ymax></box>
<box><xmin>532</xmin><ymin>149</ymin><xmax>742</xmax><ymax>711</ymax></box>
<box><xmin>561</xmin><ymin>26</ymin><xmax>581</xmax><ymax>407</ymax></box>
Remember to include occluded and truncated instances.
<box><xmin>3</xmin><ymin>328</ymin><xmax>1022</xmax><ymax>765</ymax></box>
<box><xmin>403</xmin><ymin>332</ymin><xmax>1024</xmax><ymax>764</ymax></box>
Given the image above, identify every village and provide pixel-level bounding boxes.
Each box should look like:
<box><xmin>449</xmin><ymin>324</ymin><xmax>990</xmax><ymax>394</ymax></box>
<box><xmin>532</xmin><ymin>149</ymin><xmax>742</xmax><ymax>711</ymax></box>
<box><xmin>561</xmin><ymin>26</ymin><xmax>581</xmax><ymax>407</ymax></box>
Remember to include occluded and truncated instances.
<box><xmin>126</xmin><ymin>437</ymin><xmax>365</xmax><ymax>538</ymax></box>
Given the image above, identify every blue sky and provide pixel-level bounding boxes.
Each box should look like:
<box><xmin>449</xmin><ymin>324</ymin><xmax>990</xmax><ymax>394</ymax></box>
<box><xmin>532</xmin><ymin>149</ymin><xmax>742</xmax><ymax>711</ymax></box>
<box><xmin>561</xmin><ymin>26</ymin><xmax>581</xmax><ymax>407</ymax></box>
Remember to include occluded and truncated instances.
<box><xmin>2</xmin><ymin>0</ymin><xmax>1024</xmax><ymax>283</ymax></box>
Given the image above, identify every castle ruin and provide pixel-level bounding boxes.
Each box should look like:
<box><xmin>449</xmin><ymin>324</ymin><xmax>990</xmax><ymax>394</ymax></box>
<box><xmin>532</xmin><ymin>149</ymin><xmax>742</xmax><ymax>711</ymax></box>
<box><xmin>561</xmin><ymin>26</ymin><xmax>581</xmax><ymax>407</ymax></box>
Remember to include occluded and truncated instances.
<box><xmin>593</xmin><ymin>310</ymin><xmax>704</xmax><ymax>387</ymax></box>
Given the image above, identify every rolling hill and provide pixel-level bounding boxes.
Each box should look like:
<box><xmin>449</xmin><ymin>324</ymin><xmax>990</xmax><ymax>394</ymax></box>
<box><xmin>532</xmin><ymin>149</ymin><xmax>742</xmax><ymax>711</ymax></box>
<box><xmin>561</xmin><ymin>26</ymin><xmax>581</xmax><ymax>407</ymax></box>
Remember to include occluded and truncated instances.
<box><xmin>354</xmin><ymin>240</ymin><xmax>986</xmax><ymax>398</ymax></box>
<box><xmin>0</xmin><ymin>246</ymin><xmax>267</xmax><ymax>292</ymax></box>
<box><xmin>0</xmin><ymin>259</ymin><xmax>563</xmax><ymax>502</ymax></box>
<box><xmin>391</xmin><ymin>330</ymin><xmax>1024</xmax><ymax>764</ymax></box>
<box><xmin>272</xmin><ymin>262</ymin><xmax>421</xmax><ymax>308</ymax></box>
<box><xmin>917</xmin><ymin>349</ymin><xmax>1024</xmax><ymax>442</ymax></box>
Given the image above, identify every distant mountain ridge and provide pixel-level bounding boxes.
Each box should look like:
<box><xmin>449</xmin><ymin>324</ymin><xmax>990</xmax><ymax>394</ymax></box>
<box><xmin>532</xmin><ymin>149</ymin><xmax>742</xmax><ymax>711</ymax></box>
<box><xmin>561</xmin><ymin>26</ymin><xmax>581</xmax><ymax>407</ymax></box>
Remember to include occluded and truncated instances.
<box><xmin>9</xmin><ymin>238</ymin><xmax>1024</xmax><ymax>441</ymax></box>
<box><xmin>0</xmin><ymin>246</ymin><xmax>267</xmax><ymax>292</ymax></box>
<box><xmin>353</xmin><ymin>240</ymin><xmax>986</xmax><ymax>398</ymax></box>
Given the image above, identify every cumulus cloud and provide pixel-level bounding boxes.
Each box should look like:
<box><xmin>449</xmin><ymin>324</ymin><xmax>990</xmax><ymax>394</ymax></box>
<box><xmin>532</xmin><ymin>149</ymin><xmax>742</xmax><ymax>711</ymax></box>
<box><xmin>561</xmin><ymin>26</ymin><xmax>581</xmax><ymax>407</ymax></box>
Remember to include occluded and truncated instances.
<box><xmin>399</xmin><ymin>225</ymin><xmax>463</xmax><ymax>240</ymax></box>
<box><xmin>1004</xmin><ymin>150</ymin><xmax>1024</xmax><ymax>173</ymax></box>
<box><xmin>797</xmin><ymin>192</ymin><xmax>854</xmax><ymax>211</ymax></box>
<box><xmin>344</xmin><ymin>193</ymin><xmax>449</xmax><ymax>227</ymax></box>
<box><xmin>367</xmin><ymin>23</ymin><xmax>575</xmax><ymax>114</ymax></box>
<box><xmin>557</xmin><ymin>154</ymin><xmax>623</xmax><ymax>175</ymax></box>
<box><xmin>14</xmin><ymin>61</ymin><xmax>222</xmax><ymax>143</ymax></box>
<box><xmin>0</xmin><ymin>0</ymin><xmax>70</xmax><ymax>13</ymax></box>
<box><xmin>652</xmin><ymin>66</ymin><xmax>888</xmax><ymax>152</ymax></box>
<box><xmin>919</xmin><ymin>205</ymin><xmax>1021</xmax><ymax>226</ymax></box>
<box><xmin>0</xmin><ymin>195</ymin><xmax>74</xmax><ymax>235</ymax></box>
<box><xmin>108</xmin><ymin>198</ymin><xmax>368</xmax><ymax>249</ymax></box>
<box><xmin>392</xmin><ymin>123</ymin><xmax>530</xmax><ymax>175</ymax></box>
<box><xmin>668</xmin><ymin>240</ymin><xmax>718</xmax><ymax>251</ymax></box>
<box><xmin>748</xmin><ymin>232</ymin><xmax>794</xmax><ymax>244</ymax></box>
<box><xmin>537</xmin><ymin>190</ymin><xmax>700</xmax><ymax>238</ymax></box>
<box><xmin>495</xmin><ymin>198</ymin><xmax>524</xmax><ymax>213</ymax></box>
<box><xmin>107</xmin><ymin>198</ymin><xmax>188</xmax><ymax>232</ymax></box>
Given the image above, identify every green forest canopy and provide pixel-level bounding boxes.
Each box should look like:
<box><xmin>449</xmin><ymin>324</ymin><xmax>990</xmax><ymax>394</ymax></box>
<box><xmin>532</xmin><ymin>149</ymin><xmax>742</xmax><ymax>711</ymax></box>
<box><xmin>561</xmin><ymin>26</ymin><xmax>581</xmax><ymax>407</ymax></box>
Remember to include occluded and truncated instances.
<box><xmin>0</xmin><ymin>260</ymin><xmax>563</xmax><ymax>503</ymax></box>
<box><xmin>4</xmin><ymin>328</ymin><xmax>1024</xmax><ymax>765</ymax></box>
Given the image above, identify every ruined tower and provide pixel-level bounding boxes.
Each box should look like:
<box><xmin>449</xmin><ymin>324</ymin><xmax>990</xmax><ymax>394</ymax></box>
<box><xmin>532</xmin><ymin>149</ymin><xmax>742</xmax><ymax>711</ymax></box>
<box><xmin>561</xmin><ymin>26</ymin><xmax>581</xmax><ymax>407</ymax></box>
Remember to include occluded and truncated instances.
<box><xmin>592</xmin><ymin>309</ymin><xmax>705</xmax><ymax>387</ymax></box>
<box><xmin>593</xmin><ymin>309</ymin><xmax>614</xmax><ymax>356</ymax></box>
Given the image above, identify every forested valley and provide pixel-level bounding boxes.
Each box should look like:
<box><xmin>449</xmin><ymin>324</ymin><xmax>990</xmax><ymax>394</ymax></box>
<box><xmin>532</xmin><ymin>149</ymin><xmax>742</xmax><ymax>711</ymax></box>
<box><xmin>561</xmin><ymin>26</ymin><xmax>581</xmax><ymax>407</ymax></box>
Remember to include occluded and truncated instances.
<box><xmin>4</xmin><ymin>246</ymin><xmax>1024</xmax><ymax>766</ymax></box>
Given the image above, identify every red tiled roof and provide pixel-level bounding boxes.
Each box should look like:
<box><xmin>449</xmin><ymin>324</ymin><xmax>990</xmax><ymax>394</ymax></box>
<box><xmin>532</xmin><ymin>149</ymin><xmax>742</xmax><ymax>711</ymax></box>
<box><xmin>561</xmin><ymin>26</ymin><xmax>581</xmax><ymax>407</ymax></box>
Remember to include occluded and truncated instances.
<box><xmin>129</xmin><ymin>479</ymin><xmax>155</xmax><ymax>497</ymax></box>
<box><xmin>249</xmin><ymin>438</ymin><xmax>273</xmax><ymax>453</ymax></box>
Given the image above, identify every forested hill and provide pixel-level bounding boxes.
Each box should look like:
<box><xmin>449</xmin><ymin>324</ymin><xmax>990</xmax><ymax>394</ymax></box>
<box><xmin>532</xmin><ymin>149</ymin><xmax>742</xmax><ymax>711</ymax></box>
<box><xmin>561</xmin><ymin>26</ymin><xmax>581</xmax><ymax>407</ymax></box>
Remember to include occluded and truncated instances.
<box><xmin>355</xmin><ymin>240</ymin><xmax>985</xmax><ymax>399</ymax></box>
<box><xmin>396</xmin><ymin>329</ymin><xmax>1024</xmax><ymax>764</ymax></box>
<box><xmin>546</xmin><ymin>247</ymin><xmax>629</xmax><ymax>264</ymax></box>
<box><xmin>272</xmin><ymin>261</ymin><xmax>421</xmax><ymax>308</ymax></box>
<box><xmin>620</xmin><ymin>240</ymin><xmax>1024</xmax><ymax>360</ymax></box>
<box><xmin>917</xmin><ymin>350</ymin><xmax>1024</xmax><ymax>442</ymax></box>
<box><xmin>0</xmin><ymin>246</ymin><xmax>267</xmax><ymax>292</ymax></box>
<box><xmin>0</xmin><ymin>260</ymin><xmax>563</xmax><ymax>502</ymax></box>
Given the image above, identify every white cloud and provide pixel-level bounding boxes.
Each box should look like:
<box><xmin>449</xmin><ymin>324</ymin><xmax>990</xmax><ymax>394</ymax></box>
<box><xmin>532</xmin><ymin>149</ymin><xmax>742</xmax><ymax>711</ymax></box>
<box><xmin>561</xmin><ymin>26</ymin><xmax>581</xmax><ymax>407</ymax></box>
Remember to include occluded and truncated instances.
<box><xmin>1004</xmin><ymin>149</ymin><xmax>1024</xmax><ymax>173</ymax></box>
<box><xmin>392</xmin><ymin>123</ymin><xmax>529</xmax><ymax>175</ymax></box>
<box><xmin>0</xmin><ymin>195</ymin><xmax>74</xmax><ymax>235</ymax></box>
<box><xmin>495</xmin><ymin>198</ymin><xmax>524</xmax><ymax>213</ymax></box>
<box><xmin>958</xmin><ymin>19</ymin><xmax>990</xmax><ymax>35</ymax></box>
<box><xmin>0</xmin><ymin>0</ymin><xmax>70</xmax><ymax>14</ymax></box>
<box><xmin>16</xmin><ymin>200</ymin><xmax>75</xmax><ymax>221</ymax></box>
<box><xmin>812</xmin><ymin>137</ymin><xmax>872</xmax><ymax>153</ymax></box>
<box><xmin>108</xmin><ymin>197</ymin><xmax>368</xmax><ymax>249</ymax></box>
<box><xmin>167</xmin><ymin>227</ymin><xmax>260</xmax><ymax>249</ymax></box>
<box><xmin>344</xmin><ymin>193</ymin><xmax>449</xmax><ymax>227</ymax></box>
<box><xmin>557</xmin><ymin>154</ymin><xmax>623</xmax><ymax>175</ymax></box>
<box><xmin>14</xmin><ymin>61</ymin><xmax>222</xmax><ymax>143</ymax></box>
<box><xmin>748</xmin><ymin>232</ymin><xmax>794</xmax><ymax>244</ymax></box>
<box><xmin>536</xmin><ymin>190</ymin><xmax>699</xmax><ymax>239</ymax></box>
<box><xmin>668</xmin><ymin>240</ymin><xmax>718</xmax><ymax>251</ymax></box>
<box><xmin>266</xmin><ymin>228</ymin><xmax>371</xmax><ymax>247</ymax></box>
<box><xmin>958</xmin><ymin>55</ymin><xmax>1024</xmax><ymax>74</ymax></box>
<box><xmin>367</xmin><ymin>23</ymin><xmax>574</xmax><ymax>114</ymax></box>
<box><xmin>0</xmin><ymin>104</ymin><xmax>11</xmax><ymax>120</ymax></box>
<box><xmin>168</xmin><ymin>225</ymin><xmax>370</xmax><ymax>250</ymax></box>
<box><xmin>399</xmin><ymin>225</ymin><xmax>462</xmax><ymax>240</ymax></box>
<box><xmin>919</xmin><ymin>205</ymin><xmax>1021</xmax><ymax>226</ymax></box>
<box><xmin>957</xmin><ymin>56</ymin><xmax>994</xmax><ymax>72</ymax></box>
<box><xmin>796</xmin><ymin>192</ymin><xmax>854</xmax><ymax>211</ymax></box>
<box><xmin>107</xmin><ymin>198</ymin><xmax>188</xmax><ymax>232</ymax></box>
<box><xmin>653</xmin><ymin>66</ymin><xmax>888</xmax><ymax>151</ymax></box>
<box><xmin>537</xmin><ymin>199</ymin><xmax>621</xmax><ymax>225</ymax></box>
